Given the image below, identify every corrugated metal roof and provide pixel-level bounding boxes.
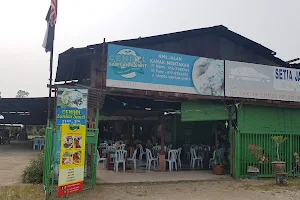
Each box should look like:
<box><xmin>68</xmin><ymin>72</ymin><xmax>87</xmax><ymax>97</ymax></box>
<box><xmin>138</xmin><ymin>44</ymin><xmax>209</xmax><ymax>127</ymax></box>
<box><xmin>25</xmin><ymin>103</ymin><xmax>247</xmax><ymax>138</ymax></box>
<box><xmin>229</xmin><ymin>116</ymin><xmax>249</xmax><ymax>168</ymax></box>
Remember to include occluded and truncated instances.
<box><xmin>89</xmin><ymin>25</ymin><xmax>275</xmax><ymax>55</ymax></box>
<box><xmin>55</xmin><ymin>25</ymin><xmax>288</xmax><ymax>82</ymax></box>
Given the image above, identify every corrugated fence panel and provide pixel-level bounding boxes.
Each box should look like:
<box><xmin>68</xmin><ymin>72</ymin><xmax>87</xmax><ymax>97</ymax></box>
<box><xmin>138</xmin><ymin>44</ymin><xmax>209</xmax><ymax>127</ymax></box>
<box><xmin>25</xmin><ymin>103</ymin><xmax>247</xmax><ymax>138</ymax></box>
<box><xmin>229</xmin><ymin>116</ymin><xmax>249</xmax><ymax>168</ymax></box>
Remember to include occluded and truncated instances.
<box><xmin>238</xmin><ymin>133</ymin><xmax>300</xmax><ymax>178</ymax></box>
<box><xmin>238</xmin><ymin>105</ymin><xmax>284</xmax><ymax>134</ymax></box>
<box><xmin>238</xmin><ymin>105</ymin><xmax>300</xmax><ymax>134</ymax></box>
<box><xmin>236</xmin><ymin>105</ymin><xmax>300</xmax><ymax>178</ymax></box>
<box><xmin>291</xmin><ymin>109</ymin><xmax>300</xmax><ymax>133</ymax></box>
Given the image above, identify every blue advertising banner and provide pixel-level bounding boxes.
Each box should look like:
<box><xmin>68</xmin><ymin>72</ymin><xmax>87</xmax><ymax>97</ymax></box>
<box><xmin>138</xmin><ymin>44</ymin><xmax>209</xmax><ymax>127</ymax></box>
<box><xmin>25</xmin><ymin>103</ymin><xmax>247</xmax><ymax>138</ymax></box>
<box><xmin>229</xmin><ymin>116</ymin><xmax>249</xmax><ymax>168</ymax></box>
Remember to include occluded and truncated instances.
<box><xmin>56</xmin><ymin>88</ymin><xmax>88</xmax><ymax>125</ymax></box>
<box><xmin>56</xmin><ymin>108</ymin><xmax>87</xmax><ymax>125</ymax></box>
<box><xmin>106</xmin><ymin>44</ymin><xmax>224</xmax><ymax>96</ymax></box>
<box><xmin>54</xmin><ymin>87</ymin><xmax>88</xmax><ymax>194</ymax></box>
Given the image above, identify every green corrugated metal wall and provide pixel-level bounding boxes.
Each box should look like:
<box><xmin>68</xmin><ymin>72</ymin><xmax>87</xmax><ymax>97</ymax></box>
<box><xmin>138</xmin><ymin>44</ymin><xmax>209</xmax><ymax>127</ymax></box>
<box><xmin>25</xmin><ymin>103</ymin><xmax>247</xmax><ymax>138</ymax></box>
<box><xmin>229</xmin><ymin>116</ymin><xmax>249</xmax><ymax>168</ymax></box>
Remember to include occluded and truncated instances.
<box><xmin>238</xmin><ymin>104</ymin><xmax>300</xmax><ymax>134</ymax></box>
<box><xmin>235</xmin><ymin>104</ymin><xmax>300</xmax><ymax>178</ymax></box>
<box><xmin>181</xmin><ymin>102</ymin><xmax>235</xmax><ymax>122</ymax></box>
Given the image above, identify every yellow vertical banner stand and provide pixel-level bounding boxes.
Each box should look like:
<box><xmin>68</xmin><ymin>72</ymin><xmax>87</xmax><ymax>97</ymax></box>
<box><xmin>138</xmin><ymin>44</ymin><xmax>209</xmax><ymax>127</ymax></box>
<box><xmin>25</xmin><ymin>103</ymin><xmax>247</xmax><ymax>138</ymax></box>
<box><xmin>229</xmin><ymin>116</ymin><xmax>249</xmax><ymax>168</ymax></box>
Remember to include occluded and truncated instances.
<box><xmin>57</xmin><ymin>124</ymin><xmax>86</xmax><ymax>197</ymax></box>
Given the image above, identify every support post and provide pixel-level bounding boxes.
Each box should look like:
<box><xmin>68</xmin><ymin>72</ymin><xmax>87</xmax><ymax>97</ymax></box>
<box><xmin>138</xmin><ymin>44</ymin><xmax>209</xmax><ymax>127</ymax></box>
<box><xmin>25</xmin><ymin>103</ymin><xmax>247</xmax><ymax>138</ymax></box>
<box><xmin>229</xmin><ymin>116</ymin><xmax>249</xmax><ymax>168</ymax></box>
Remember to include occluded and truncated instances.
<box><xmin>130</xmin><ymin>121</ymin><xmax>135</xmax><ymax>157</ymax></box>
<box><xmin>23</xmin><ymin>124</ymin><xmax>28</xmax><ymax>140</ymax></box>
<box><xmin>47</xmin><ymin>48</ymin><xmax>54</xmax><ymax>126</ymax></box>
<box><xmin>173</xmin><ymin>115</ymin><xmax>177</xmax><ymax>146</ymax></box>
<box><xmin>213</xmin><ymin>123</ymin><xmax>218</xmax><ymax>150</ymax></box>
<box><xmin>236</xmin><ymin>130</ymin><xmax>241</xmax><ymax>178</ymax></box>
<box><xmin>92</xmin><ymin>107</ymin><xmax>99</xmax><ymax>188</ymax></box>
<box><xmin>159</xmin><ymin>117</ymin><xmax>166</xmax><ymax>171</ymax></box>
<box><xmin>228</xmin><ymin>106</ymin><xmax>233</xmax><ymax>176</ymax></box>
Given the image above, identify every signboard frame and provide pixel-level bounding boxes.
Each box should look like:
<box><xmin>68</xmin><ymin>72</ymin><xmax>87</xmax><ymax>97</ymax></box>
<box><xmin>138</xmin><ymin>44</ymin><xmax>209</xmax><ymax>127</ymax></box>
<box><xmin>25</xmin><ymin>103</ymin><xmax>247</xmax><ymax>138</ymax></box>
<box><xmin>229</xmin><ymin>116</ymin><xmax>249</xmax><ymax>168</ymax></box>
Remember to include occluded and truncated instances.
<box><xmin>225</xmin><ymin>60</ymin><xmax>300</xmax><ymax>102</ymax></box>
<box><xmin>55</xmin><ymin>87</ymin><xmax>88</xmax><ymax>197</ymax></box>
<box><xmin>106</xmin><ymin>44</ymin><xmax>225</xmax><ymax>97</ymax></box>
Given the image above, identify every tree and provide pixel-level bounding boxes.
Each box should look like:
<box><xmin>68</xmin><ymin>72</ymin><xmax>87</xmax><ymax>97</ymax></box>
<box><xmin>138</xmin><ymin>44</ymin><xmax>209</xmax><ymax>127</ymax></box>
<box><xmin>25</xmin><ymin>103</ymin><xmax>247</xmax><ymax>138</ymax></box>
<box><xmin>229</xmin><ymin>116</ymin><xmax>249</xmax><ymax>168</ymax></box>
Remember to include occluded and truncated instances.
<box><xmin>16</xmin><ymin>90</ymin><xmax>29</xmax><ymax>98</ymax></box>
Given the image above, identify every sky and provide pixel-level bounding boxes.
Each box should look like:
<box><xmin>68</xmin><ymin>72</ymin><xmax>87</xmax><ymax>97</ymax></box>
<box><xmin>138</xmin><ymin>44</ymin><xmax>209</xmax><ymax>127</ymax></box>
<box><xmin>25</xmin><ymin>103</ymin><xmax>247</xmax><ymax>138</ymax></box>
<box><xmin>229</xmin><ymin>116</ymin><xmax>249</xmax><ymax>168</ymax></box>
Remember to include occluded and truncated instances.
<box><xmin>0</xmin><ymin>0</ymin><xmax>299</xmax><ymax>98</ymax></box>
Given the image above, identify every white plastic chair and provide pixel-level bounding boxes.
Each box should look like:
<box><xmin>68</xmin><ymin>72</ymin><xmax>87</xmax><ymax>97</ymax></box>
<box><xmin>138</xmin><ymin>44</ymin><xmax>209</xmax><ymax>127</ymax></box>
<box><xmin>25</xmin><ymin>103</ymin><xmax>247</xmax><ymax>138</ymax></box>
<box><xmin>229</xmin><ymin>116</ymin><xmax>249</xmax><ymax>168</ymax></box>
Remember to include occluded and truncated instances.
<box><xmin>177</xmin><ymin>148</ymin><xmax>182</xmax><ymax>169</ymax></box>
<box><xmin>119</xmin><ymin>144</ymin><xmax>126</xmax><ymax>150</ymax></box>
<box><xmin>190</xmin><ymin>148</ymin><xmax>203</xmax><ymax>169</ymax></box>
<box><xmin>114</xmin><ymin>150</ymin><xmax>127</xmax><ymax>172</ymax></box>
<box><xmin>97</xmin><ymin>149</ymin><xmax>107</xmax><ymax>168</ymax></box>
<box><xmin>145</xmin><ymin>148</ymin><xmax>158</xmax><ymax>170</ymax></box>
<box><xmin>39</xmin><ymin>138</ymin><xmax>45</xmax><ymax>150</ymax></box>
<box><xmin>33</xmin><ymin>138</ymin><xmax>40</xmax><ymax>150</ymax></box>
<box><xmin>138</xmin><ymin>144</ymin><xmax>146</xmax><ymax>160</ymax></box>
<box><xmin>165</xmin><ymin>150</ymin><xmax>178</xmax><ymax>171</ymax></box>
<box><xmin>167</xmin><ymin>144</ymin><xmax>173</xmax><ymax>151</ymax></box>
<box><xmin>127</xmin><ymin>148</ymin><xmax>138</xmax><ymax>170</ymax></box>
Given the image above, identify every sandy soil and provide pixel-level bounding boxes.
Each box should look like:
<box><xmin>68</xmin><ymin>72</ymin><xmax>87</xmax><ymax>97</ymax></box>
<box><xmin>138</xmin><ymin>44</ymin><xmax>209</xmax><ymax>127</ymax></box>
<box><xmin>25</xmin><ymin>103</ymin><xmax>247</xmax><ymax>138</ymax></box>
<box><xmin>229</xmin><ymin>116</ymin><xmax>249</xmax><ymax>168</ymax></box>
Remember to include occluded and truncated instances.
<box><xmin>0</xmin><ymin>141</ymin><xmax>38</xmax><ymax>186</ymax></box>
<box><xmin>1</xmin><ymin>141</ymin><xmax>300</xmax><ymax>200</ymax></box>
<box><xmin>71</xmin><ymin>180</ymin><xmax>300</xmax><ymax>200</ymax></box>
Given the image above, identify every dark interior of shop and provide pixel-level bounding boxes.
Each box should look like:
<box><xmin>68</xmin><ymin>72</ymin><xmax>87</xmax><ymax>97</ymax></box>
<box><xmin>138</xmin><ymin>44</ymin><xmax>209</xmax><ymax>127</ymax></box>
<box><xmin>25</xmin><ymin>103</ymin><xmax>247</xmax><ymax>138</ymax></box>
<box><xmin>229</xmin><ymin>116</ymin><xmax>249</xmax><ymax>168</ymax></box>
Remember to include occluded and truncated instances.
<box><xmin>97</xmin><ymin>95</ymin><xmax>231</xmax><ymax>170</ymax></box>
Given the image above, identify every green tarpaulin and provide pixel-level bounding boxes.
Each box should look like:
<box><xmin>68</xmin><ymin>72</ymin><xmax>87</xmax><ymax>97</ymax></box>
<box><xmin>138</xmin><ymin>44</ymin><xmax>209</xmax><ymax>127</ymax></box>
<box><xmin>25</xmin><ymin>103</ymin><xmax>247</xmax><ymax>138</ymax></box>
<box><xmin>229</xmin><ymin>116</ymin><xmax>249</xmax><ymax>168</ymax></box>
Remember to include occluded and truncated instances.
<box><xmin>181</xmin><ymin>102</ymin><xmax>234</xmax><ymax>122</ymax></box>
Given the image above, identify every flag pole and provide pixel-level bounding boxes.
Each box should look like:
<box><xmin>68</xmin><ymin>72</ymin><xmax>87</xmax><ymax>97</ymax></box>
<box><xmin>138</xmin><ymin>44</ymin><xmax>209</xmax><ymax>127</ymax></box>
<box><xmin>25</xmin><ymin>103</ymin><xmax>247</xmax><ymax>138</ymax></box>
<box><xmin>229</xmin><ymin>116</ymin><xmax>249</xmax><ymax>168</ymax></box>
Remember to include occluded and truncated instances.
<box><xmin>47</xmin><ymin>46</ymin><xmax>54</xmax><ymax>126</ymax></box>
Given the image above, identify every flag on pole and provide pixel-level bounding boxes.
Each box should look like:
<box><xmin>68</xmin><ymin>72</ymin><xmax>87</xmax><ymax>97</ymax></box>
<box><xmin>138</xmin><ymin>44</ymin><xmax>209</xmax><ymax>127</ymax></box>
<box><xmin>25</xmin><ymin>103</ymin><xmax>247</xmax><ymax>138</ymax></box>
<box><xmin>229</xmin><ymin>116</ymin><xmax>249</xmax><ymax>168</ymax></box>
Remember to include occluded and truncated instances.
<box><xmin>42</xmin><ymin>0</ymin><xmax>58</xmax><ymax>52</ymax></box>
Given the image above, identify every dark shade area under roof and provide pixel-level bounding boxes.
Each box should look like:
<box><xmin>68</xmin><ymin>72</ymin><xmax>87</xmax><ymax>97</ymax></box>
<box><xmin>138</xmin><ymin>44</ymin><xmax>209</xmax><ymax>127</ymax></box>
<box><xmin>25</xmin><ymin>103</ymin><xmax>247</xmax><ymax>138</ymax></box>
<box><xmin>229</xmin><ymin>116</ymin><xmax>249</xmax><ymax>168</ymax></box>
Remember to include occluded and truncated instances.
<box><xmin>0</xmin><ymin>97</ymin><xmax>54</xmax><ymax>125</ymax></box>
<box><xmin>101</xmin><ymin>95</ymin><xmax>181</xmax><ymax>117</ymax></box>
<box><xmin>0</xmin><ymin>95</ymin><xmax>181</xmax><ymax>124</ymax></box>
<box><xmin>55</xmin><ymin>25</ymin><xmax>290</xmax><ymax>82</ymax></box>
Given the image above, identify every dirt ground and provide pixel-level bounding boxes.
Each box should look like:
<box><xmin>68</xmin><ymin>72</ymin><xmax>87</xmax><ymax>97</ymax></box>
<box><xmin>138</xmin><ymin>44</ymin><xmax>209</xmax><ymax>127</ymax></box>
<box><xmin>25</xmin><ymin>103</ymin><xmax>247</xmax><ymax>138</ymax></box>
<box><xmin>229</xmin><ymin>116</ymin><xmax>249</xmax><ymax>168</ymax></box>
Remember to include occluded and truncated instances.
<box><xmin>0</xmin><ymin>141</ymin><xmax>37</xmax><ymax>186</ymax></box>
<box><xmin>70</xmin><ymin>180</ymin><xmax>300</xmax><ymax>200</ymax></box>
<box><xmin>1</xmin><ymin>180</ymin><xmax>300</xmax><ymax>200</ymax></box>
<box><xmin>1</xmin><ymin>141</ymin><xmax>300</xmax><ymax>200</ymax></box>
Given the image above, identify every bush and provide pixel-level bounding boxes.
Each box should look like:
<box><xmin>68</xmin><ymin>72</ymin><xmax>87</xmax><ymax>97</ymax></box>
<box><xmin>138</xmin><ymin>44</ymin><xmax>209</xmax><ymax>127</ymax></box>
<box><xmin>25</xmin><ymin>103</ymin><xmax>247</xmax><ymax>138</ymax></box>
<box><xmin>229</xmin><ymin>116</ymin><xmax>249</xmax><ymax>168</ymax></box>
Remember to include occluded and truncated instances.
<box><xmin>22</xmin><ymin>153</ymin><xmax>44</xmax><ymax>184</ymax></box>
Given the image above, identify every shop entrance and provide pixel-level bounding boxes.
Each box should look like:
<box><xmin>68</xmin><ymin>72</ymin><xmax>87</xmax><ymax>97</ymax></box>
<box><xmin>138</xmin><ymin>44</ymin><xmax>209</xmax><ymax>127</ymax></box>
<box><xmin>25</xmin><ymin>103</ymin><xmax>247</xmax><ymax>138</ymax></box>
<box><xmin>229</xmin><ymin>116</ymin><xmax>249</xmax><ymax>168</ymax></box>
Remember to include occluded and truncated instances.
<box><xmin>96</xmin><ymin>96</ymin><xmax>235</xmax><ymax>176</ymax></box>
<box><xmin>180</xmin><ymin>101</ymin><xmax>236</xmax><ymax>175</ymax></box>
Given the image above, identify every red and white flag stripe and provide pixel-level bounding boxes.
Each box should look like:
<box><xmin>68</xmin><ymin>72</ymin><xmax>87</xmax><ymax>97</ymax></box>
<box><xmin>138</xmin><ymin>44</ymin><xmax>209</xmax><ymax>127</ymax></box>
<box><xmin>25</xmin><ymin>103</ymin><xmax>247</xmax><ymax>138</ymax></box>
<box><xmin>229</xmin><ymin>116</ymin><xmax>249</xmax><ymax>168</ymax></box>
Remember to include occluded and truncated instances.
<box><xmin>49</xmin><ymin>0</ymin><xmax>58</xmax><ymax>27</ymax></box>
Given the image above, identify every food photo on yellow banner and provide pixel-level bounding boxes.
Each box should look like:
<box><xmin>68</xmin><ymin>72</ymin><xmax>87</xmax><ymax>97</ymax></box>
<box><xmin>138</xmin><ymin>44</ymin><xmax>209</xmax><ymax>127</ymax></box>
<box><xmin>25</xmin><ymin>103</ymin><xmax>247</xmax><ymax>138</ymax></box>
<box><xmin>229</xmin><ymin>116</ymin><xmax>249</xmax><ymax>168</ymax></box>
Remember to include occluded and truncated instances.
<box><xmin>57</xmin><ymin>124</ymin><xmax>86</xmax><ymax>197</ymax></box>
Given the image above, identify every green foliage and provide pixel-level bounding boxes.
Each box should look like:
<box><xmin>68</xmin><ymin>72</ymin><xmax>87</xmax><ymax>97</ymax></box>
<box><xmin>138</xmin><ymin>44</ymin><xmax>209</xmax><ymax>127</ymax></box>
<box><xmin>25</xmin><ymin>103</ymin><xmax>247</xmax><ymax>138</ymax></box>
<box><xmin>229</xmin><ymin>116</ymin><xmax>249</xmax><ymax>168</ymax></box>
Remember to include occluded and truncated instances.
<box><xmin>28</xmin><ymin>126</ymin><xmax>46</xmax><ymax>136</ymax></box>
<box><xmin>21</xmin><ymin>153</ymin><xmax>44</xmax><ymax>184</ymax></box>
<box><xmin>271</xmin><ymin>136</ymin><xmax>287</xmax><ymax>161</ymax></box>
<box><xmin>271</xmin><ymin>136</ymin><xmax>287</xmax><ymax>144</ymax></box>
<box><xmin>248</xmin><ymin>144</ymin><xmax>268</xmax><ymax>166</ymax></box>
<box><xmin>212</xmin><ymin>149</ymin><xmax>226</xmax><ymax>166</ymax></box>
<box><xmin>16</xmin><ymin>90</ymin><xmax>29</xmax><ymax>98</ymax></box>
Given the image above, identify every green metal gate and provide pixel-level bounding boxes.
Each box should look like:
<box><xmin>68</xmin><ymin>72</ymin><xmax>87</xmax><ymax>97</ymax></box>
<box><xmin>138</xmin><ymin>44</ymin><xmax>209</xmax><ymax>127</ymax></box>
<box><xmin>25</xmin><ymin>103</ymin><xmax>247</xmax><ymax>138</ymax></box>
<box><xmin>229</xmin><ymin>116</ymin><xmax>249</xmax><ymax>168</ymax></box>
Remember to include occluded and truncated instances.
<box><xmin>233</xmin><ymin>104</ymin><xmax>300</xmax><ymax>178</ymax></box>
<box><xmin>84</xmin><ymin>128</ymin><xmax>99</xmax><ymax>190</ymax></box>
<box><xmin>43</xmin><ymin>124</ymin><xmax>99</xmax><ymax>199</ymax></box>
<box><xmin>235</xmin><ymin>132</ymin><xmax>300</xmax><ymax>178</ymax></box>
